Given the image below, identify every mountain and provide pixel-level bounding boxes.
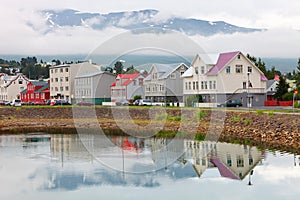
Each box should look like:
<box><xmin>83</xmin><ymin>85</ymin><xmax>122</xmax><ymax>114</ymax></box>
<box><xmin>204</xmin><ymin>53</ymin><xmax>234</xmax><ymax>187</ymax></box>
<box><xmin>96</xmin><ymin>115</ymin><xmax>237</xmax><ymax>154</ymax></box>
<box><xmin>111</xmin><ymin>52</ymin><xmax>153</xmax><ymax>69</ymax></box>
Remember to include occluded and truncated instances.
<box><xmin>35</xmin><ymin>9</ymin><xmax>263</xmax><ymax>36</ymax></box>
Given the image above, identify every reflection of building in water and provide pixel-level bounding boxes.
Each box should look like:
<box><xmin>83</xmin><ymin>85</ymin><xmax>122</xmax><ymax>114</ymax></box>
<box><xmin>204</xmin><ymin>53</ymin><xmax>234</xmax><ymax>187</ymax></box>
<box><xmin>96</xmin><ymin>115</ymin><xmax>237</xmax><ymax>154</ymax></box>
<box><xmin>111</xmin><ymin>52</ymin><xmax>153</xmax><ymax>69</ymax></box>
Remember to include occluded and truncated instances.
<box><xmin>50</xmin><ymin>134</ymin><xmax>93</xmax><ymax>162</ymax></box>
<box><xmin>184</xmin><ymin>140</ymin><xmax>264</xmax><ymax>180</ymax></box>
<box><xmin>148</xmin><ymin>138</ymin><xmax>264</xmax><ymax>180</ymax></box>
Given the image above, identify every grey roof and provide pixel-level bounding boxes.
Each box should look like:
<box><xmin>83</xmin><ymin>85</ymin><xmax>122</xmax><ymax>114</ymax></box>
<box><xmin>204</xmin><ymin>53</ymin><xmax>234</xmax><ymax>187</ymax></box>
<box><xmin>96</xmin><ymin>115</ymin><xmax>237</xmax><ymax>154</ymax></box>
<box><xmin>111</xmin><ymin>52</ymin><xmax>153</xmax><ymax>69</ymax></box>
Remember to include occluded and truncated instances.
<box><xmin>267</xmin><ymin>80</ymin><xmax>277</xmax><ymax>89</ymax></box>
<box><xmin>31</xmin><ymin>81</ymin><xmax>48</xmax><ymax>86</ymax></box>
<box><xmin>75</xmin><ymin>71</ymin><xmax>115</xmax><ymax>79</ymax></box>
<box><xmin>145</xmin><ymin>63</ymin><xmax>187</xmax><ymax>80</ymax></box>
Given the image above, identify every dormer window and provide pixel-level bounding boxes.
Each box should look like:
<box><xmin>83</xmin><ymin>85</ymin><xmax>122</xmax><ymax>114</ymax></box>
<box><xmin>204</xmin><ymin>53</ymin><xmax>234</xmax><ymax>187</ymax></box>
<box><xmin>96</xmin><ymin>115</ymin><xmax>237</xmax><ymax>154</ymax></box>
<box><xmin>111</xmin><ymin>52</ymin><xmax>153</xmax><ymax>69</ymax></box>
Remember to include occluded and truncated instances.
<box><xmin>195</xmin><ymin>67</ymin><xmax>199</xmax><ymax>75</ymax></box>
<box><xmin>201</xmin><ymin>66</ymin><xmax>205</xmax><ymax>74</ymax></box>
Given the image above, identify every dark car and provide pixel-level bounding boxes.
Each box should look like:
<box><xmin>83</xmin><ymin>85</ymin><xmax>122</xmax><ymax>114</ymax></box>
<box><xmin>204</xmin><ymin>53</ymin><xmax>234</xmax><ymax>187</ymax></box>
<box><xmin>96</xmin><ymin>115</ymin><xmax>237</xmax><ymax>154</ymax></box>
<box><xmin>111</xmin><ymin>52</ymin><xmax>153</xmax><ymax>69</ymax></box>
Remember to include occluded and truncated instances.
<box><xmin>218</xmin><ymin>99</ymin><xmax>242</xmax><ymax>107</ymax></box>
<box><xmin>50</xmin><ymin>99</ymin><xmax>71</xmax><ymax>106</ymax></box>
<box><xmin>115</xmin><ymin>99</ymin><xmax>130</xmax><ymax>106</ymax></box>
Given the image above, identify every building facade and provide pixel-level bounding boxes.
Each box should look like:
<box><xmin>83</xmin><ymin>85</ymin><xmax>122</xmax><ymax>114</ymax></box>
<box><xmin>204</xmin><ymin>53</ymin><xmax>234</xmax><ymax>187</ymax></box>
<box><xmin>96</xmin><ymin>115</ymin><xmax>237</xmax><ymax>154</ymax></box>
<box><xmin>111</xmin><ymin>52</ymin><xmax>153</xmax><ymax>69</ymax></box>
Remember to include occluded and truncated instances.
<box><xmin>182</xmin><ymin>52</ymin><xmax>267</xmax><ymax>107</ymax></box>
<box><xmin>0</xmin><ymin>73</ymin><xmax>30</xmax><ymax>101</ymax></box>
<box><xmin>20</xmin><ymin>81</ymin><xmax>50</xmax><ymax>103</ymax></box>
<box><xmin>75</xmin><ymin>71</ymin><xmax>116</xmax><ymax>104</ymax></box>
<box><xmin>111</xmin><ymin>73</ymin><xmax>147</xmax><ymax>101</ymax></box>
<box><xmin>49</xmin><ymin>61</ymin><xmax>100</xmax><ymax>103</ymax></box>
<box><xmin>144</xmin><ymin>63</ymin><xmax>188</xmax><ymax>103</ymax></box>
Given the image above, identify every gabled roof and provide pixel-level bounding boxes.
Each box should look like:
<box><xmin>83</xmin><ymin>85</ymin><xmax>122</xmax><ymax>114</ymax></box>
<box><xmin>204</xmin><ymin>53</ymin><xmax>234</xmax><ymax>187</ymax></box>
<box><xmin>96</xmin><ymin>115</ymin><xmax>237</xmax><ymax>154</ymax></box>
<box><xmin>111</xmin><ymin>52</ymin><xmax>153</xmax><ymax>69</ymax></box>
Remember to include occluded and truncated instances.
<box><xmin>111</xmin><ymin>73</ymin><xmax>141</xmax><ymax>87</ymax></box>
<box><xmin>181</xmin><ymin>66</ymin><xmax>194</xmax><ymax>78</ymax></box>
<box><xmin>31</xmin><ymin>81</ymin><xmax>48</xmax><ymax>86</ymax></box>
<box><xmin>210</xmin><ymin>158</ymin><xmax>240</xmax><ymax>180</ymax></box>
<box><xmin>145</xmin><ymin>63</ymin><xmax>187</xmax><ymax>81</ymax></box>
<box><xmin>206</xmin><ymin>51</ymin><xmax>240</xmax><ymax>75</ymax></box>
<box><xmin>35</xmin><ymin>83</ymin><xmax>50</xmax><ymax>93</ymax></box>
<box><xmin>4</xmin><ymin>73</ymin><xmax>29</xmax><ymax>88</ymax></box>
<box><xmin>75</xmin><ymin>71</ymin><xmax>115</xmax><ymax>79</ymax></box>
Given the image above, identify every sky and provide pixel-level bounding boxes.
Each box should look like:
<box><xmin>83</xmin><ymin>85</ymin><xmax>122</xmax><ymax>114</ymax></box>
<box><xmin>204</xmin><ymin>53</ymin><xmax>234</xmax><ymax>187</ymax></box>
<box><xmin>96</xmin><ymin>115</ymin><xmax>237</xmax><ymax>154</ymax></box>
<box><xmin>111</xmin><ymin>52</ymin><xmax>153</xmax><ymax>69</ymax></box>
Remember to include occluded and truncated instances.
<box><xmin>0</xmin><ymin>0</ymin><xmax>300</xmax><ymax>58</ymax></box>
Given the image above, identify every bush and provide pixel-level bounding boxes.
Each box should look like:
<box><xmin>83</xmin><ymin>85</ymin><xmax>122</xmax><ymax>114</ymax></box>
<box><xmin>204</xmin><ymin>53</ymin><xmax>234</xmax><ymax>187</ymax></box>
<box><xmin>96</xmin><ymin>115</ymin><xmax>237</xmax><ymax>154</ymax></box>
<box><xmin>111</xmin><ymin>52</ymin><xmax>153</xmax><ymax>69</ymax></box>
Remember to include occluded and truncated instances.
<box><xmin>133</xmin><ymin>95</ymin><xmax>142</xmax><ymax>101</ymax></box>
<box><xmin>256</xmin><ymin>110</ymin><xmax>264</xmax><ymax>115</ymax></box>
<box><xmin>282</xmin><ymin>92</ymin><xmax>294</xmax><ymax>101</ymax></box>
<box><xmin>195</xmin><ymin>111</ymin><xmax>207</xmax><ymax>120</ymax></box>
<box><xmin>230</xmin><ymin>116</ymin><xmax>242</xmax><ymax>122</ymax></box>
<box><xmin>294</xmin><ymin>101</ymin><xmax>300</xmax><ymax>108</ymax></box>
<box><xmin>244</xmin><ymin>119</ymin><xmax>252</xmax><ymax>125</ymax></box>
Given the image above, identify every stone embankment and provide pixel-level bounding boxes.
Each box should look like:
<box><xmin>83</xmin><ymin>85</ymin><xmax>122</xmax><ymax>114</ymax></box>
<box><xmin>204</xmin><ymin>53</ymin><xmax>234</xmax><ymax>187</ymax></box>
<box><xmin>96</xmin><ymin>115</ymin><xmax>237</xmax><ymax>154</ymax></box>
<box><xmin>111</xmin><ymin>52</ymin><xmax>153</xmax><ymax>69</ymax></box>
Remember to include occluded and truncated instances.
<box><xmin>0</xmin><ymin>106</ymin><xmax>299</xmax><ymax>153</ymax></box>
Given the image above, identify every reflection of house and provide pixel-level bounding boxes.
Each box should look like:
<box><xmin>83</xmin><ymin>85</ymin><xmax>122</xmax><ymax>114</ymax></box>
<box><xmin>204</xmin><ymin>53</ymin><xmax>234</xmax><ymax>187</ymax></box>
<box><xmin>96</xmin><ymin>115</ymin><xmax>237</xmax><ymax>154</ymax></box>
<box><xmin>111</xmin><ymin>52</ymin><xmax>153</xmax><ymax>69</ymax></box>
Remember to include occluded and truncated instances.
<box><xmin>20</xmin><ymin>81</ymin><xmax>50</xmax><ymax>103</ymax></box>
<box><xmin>49</xmin><ymin>61</ymin><xmax>101</xmax><ymax>103</ymax></box>
<box><xmin>182</xmin><ymin>52</ymin><xmax>267</xmax><ymax>107</ymax></box>
<box><xmin>75</xmin><ymin>71</ymin><xmax>116</xmax><ymax>105</ymax></box>
<box><xmin>0</xmin><ymin>73</ymin><xmax>30</xmax><ymax>101</ymax></box>
<box><xmin>110</xmin><ymin>73</ymin><xmax>147</xmax><ymax>101</ymax></box>
<box><xmin>144</xmin><ymin>63</ymin><xmax>188</xmax><ymax>103</ymax></box>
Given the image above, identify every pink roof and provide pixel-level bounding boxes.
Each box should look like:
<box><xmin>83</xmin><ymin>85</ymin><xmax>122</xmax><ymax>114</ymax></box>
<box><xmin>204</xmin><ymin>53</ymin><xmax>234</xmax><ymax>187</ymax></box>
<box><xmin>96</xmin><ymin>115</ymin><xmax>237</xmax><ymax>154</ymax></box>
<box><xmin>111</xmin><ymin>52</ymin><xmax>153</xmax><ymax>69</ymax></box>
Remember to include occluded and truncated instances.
<box><xmin>261</xmin><ymin>74</ymin><xmax>268</xmax><ymax>81</ymax></box>
<box><xmin>211</xmin><ymin>158</ymin><xmax>240</xmax><ymax>180</ymax></box>
<box><xmin>206</xmin><ymin>51</ymin><xmax>240</xmax><ymax>75</ymax></box>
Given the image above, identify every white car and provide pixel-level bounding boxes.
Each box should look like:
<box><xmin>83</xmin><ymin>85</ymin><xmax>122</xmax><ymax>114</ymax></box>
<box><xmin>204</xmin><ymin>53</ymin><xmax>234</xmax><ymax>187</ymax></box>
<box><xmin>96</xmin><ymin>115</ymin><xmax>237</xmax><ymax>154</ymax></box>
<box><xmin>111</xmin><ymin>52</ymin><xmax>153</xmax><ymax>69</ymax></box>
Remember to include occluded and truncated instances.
<box><xmin>10</xmin><ymin>99</ymin><xmax>22</xmax><ymax>107</ymax></box>
<box><xmin>138</xmin><ymin>99</ymin><xmax>152</xmax><ymax>106</ymax></box>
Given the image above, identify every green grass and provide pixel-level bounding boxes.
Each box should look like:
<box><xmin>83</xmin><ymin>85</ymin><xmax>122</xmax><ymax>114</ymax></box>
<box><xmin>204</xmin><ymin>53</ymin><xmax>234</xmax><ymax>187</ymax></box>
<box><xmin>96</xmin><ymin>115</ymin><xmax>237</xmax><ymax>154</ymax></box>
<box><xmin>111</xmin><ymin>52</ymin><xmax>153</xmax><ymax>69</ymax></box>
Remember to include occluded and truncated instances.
<box><xmin>155</xmin><ymin>113</ymin><xmax>188</xmax><ymax>121</ymax></box>
<box><xmin>195</xmin><ymin>111</ymin><xmax>207</xmax><ymax>120</ymax></box>
<box><xmin>194</xmin><ymin>133</ymin><xmax>205</xmax><ymax>141</ymax></box>
<box><xmin>155</xmin><ymin>131</ymin><xmax>187</xmax><ymax>138</ymax></box>
<box><xmin>256</xmin><ymin>110</ymin><xmax>264</xmax><ymax>115</ymax></box>
<box><xmin>230</xmin><ymin>116</ymin><xmax>242</xmax><ymax>122</ymax></box>
<box><xmin>268</xmin><ymin>111</ymin><xmax>274</xmax><ymax>116</ymax></box>
<box><xmin>244</xmin><ymin>119</ymin><xmax>252</xmax><ymax>125</ymax></box>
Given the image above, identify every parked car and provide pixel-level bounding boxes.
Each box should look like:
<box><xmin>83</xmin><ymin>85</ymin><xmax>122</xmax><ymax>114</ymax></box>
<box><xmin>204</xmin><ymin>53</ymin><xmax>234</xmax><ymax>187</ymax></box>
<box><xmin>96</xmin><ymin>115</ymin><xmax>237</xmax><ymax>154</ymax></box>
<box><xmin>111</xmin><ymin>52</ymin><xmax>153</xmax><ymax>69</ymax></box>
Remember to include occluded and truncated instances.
<box><xmin>50</xmin><ymin>99</ymin><xmax>71</xmax><ymax>106</ymax></box>
<box><xmin>31</xmin><ymin>101</ymin><xmax>46</xmax><ymax>105</ymax></box>
<box><xmin>138</xmin><ymin>99</ymin><xmax>152</xmax><ymax>106</ymax></box>
<box><xmin>10</xmin><ymin>99</ymin><xmax>22</xmax><ymax>107</ymax></box>
<box><xmin>0</xmin><ymin>100</ymin><xmax>10</xmax><ymax>106</ymax></box>
<box><xmin>76</xmin><ymin>101</ymin><xmax>94</xmax><ymax>106</ymax></box>
<box><xmin>217</xmin><ymin>99</ymin><xmax>242</xmax><ymax>107</ymax></box>
<box><xmin>115</xmin><ymin>99</ymin><xmax>130</xmax><ymax>106</ymax></box>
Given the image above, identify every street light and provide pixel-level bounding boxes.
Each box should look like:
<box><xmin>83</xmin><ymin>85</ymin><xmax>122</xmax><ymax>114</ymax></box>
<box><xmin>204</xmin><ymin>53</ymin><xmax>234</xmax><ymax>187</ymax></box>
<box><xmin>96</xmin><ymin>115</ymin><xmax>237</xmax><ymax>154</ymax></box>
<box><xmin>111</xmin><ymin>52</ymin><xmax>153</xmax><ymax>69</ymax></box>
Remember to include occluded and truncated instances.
<box><xmin>247</xmin><ymin>72</ymin><xmax>250</xmax><ymax>111</ymax></box>
<box><xmin>248</xmin><ymin>170</ymin><xmax>254</xmax><ymax>186</ymax></box>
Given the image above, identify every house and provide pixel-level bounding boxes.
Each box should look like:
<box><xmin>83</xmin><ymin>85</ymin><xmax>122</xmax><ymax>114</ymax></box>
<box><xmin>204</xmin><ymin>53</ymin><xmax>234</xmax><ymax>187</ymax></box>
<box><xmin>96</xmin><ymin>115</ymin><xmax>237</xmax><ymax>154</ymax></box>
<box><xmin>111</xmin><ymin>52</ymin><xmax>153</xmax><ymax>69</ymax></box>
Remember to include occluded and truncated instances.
<box><xmin>111</xmin><ymin>73</ymin><xmax>147</xmax><ymax>102</ymax></box>
<box><xmin>49</xmin><ymin>61</ymin><xmax>100</xmax><ymax>103</ymax></box>
<box><xmin>0</xmin><ymin>73</ymin><xmax>30</xmax><ymax>101</ymax></box>
<box><xmin>75</xmin><ymin>71</ymin><xmax>116</xmax><ymax>105</ymax></box>
<box><xmin>20</xmin><ymin>81</ymin><xmax>50</xmax><ymax>103</ymax></box>
<box><xmin>144</xmin><ymin>63</ymin><xmax>188</xmax><ymax>103</ymax></box>
<box><xmin>182</xmin><ymin>51</ymin><xmax>267</xmax><ymax>107</ymax></box>
<box><xmin>266</xmin><ymin>79</ymin><xmax>278</xmax><ymax>101</ymax></box>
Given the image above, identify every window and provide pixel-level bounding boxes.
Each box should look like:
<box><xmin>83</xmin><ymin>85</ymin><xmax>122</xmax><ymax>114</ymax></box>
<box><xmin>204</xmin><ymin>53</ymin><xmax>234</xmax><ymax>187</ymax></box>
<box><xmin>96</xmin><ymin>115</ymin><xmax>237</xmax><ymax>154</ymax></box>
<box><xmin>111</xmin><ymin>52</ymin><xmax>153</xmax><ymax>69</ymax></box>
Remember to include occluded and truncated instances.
<box><xmin>237</xmin><ymin>155</ymin><xmax>244</xmax><ymax>167</ymax></box>
<box><xmin>31</xmin><ymin>94</ymin><xmax>34</xmax><ymax>99</ymax></box>
<box><xmin>55</xmin><ymin>78</ymin><xmax>58</xmax><ymax>82</ymax></box>
<box><xmin>60</xmin><ymin>68</ymin><xmax>63</xmax><ymax>73</ymax></box>
<box><xmin>51</xmin><ymin>78</ymin><xmax>53</xmax><ymax>83</ymax></box>
<box><xmin>213</xmin><ymin>81</ymin><xmax>216</xmax><ymax>89</ymax></box>
<box><xmin>201</xmin><ymin>81</ymin><xmax>204</xmax><ymax>90</ymax></box>
<box><xmin>18</xmin><ymin>80</ymin><xmax>23</xmax><ymax>84</ymax></box>
<box><xmin>55</xmin><ymin>87</ymin><xmax>58</xmax><ymax>91</ymax></box>
<box><xmin>248</xmin><ymin>66</ymin><xmax>252</xmax><ymax>73</ymax></box>
<box><xmin>170</xmin><ymin>73</ymin><xmax>176</xmax><ymax>79</ymax></box>
<box><xmin>243</xmin><ymin>82</ymin><xmax>247</xmax><ymax>89</ymax></box>
<box><xmin>51</xmin><ymin>87</ymin><xmax>53</xmax><ymax>91</ymax></box>
<box><xmin>36</xmin><ymin>93</ymin><xmax>39</xmax><ymax>99</ymax></box>
<box><xmin>60</xmin><ymin>87</ymin><xmax>64</xmax><ymax>91</ymax></box>
<box><xmin>185</xmin><ymin>82</ymin><xmax>188</xmax><ymax>90</ymax></box>
<box><xmin>201</xmin><ymin>66</ymin><xmax>205</xmax><ymax>74</ymax></box>
<box><xmin>193</xmin><ymin>82</ymin><xmax>195</xmax><ymax>90</ymax></box>
<box><xmin>188</xmin><ymin>82</ymin><xmax>191</xmax><ymax>90</ymax></box>
<box><xmin>60</xmin><ymin>77</ymin><xmax>64</xmax><ymax>82</ymax></box>
<box><xmin>55</xmin><ymin>69</ymin><xmax>58</xmax><ymax>73</ymax></box>
<box><xmin>41</xmin><ymin>93</ymin><xmax>45</xmax><ymax>99</ymax></box>
<box><xmin>236</xmin><ymin>65</ymin><xmax>243</xmax><ymax>73</ymax></box>
<box><xmin>227</xmin><ymin>154</ymin><xmax>232</xmax><ymax>167</ymax></box>
<box><xmin>202</xmin><ymin>158</ymin><xmax>206</xmax><ymax>166</ymax></box>
<box><xmin>196</xmin><ymin>81</ymin><xmax>199</xmax><ymax>90</ymax></box>
<box><xmin>204</xmin><ymin>81</ymin><xmax>208</xmax><ymax>89</ymax></box>
<box><xmin>249</xmin><ymin>155</ymin><xmax>253</xmax><ymax>166</ymax></box>
<box><xmin>237</xmin><ymin>54</ymin><xmax>241</xmax><ymax>59</ymax></box>
<box><xmin>51</xmin><ymin>69</ymin><xmax>53</xmax><ymax>74</ymax></box>
<box><xmin>65</xmin><ymin>68</ymin><xmax>69</xmax><ymax>73</ymax></box>
<box><xmin>133</xmin><ymin>80</ymin><xmax>136</xmax><ymax>86</ymax></box>
<box><xmin>209</xmin><ymin>81</ymin><xmax>212</xmax><ymax>89</ymax></box>
<box><xmin>226</xmin><ymin>66</ymin><xmax>231</xmax><ymax>74</ymax></box>
<box><xmin>195</xmin><ymin>67</ymin><xmax>199</xmax><ymax>75</ymax></box>
<box><xmin>139</xmin><ymin>78</ymin><xmax>143</xmax><ymax>86</ymax></box>
<box><xmin>65</xmin><ymin>86</ymin><xmax>69</xmax><ymax>91</ymax></box>
<box><xmin>65</xmin><ymin>77</ymin><xmax>69</xmax><ymax>82</ymax></box>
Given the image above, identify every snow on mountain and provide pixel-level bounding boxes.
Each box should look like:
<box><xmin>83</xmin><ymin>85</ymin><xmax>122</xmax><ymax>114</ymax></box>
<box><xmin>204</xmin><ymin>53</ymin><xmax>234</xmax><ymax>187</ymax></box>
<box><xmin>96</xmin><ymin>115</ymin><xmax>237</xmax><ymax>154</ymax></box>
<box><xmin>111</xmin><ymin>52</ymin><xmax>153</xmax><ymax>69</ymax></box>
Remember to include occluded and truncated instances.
<box><xmin>31</xmin><ymin>9</ymin><xmax>263</xmax><ymax>36</ymax></box>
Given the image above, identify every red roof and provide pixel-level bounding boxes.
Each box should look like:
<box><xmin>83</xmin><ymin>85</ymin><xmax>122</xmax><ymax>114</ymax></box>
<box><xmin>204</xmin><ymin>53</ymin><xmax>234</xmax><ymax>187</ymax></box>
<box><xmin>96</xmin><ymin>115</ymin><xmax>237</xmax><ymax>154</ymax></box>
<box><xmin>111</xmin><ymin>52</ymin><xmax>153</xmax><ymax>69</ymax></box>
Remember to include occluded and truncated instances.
<box><xmin>111</xmin><ymin>73</ymin><xmax>141</xmax><ymax>87</ymax></box>
<box><xmin>206</xmin><ymin>51</ymin><xmax>240</xmax><ymax>75</ymax></box>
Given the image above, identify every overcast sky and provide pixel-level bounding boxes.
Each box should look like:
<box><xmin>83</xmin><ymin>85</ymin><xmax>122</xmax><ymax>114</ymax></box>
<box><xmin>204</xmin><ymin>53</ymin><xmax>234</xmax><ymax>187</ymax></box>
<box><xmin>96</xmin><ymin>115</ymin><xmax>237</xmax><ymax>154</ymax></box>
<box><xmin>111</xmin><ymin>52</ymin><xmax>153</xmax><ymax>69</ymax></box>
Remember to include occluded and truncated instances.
<box><xmin>0</xmin><ymin>0</ymin><xmax>300</xmax><ymax>57</ymax></box>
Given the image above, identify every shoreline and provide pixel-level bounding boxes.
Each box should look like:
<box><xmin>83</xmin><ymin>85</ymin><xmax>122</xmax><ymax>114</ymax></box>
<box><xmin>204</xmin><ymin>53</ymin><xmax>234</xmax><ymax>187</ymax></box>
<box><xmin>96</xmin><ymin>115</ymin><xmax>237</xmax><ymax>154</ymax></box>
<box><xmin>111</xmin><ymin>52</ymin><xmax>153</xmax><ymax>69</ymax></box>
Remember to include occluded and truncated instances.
<box><xmin>0</xmin><ymin>106</ymin><xmax>300</xmax><ymax>154</ymax></box>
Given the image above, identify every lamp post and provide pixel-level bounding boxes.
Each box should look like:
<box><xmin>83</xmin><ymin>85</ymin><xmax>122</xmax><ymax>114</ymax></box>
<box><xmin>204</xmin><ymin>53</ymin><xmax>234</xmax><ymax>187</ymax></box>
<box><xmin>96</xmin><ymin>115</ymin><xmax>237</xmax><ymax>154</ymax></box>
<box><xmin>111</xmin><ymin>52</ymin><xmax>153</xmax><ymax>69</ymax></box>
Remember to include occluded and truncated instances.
<box><xmin>247</xmin><ymin>72</ymin><xmax>250</xmax><ymax>111</ymax></box>
<box><xmin>248</xmin><ymin>170</ymin><xmax>254</xmax><ymax>186</ymax></box>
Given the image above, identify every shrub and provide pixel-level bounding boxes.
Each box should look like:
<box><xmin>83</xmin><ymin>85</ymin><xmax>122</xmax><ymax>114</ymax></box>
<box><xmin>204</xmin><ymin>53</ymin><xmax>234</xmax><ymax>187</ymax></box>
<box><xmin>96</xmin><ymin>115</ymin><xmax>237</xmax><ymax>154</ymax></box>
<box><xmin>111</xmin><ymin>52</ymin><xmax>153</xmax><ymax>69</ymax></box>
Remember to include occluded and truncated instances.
<box><xmin>194</xmin><ymin>133</ymin><xmax>205</xmax><ymax>141</ymax></box>
<box><xmin>244</xmin><ymin>119</ymin><xmax>252</xmax><ymax>125</ymax></box>
<box><xmin>256</xmin><ymin>110</ymin><xmax>264</xmax><ymax>115</ymax></box>
<box><xmin>230</xmin><ymin>116</ymin><xmax>242</xmax><ymax>122</ymax></box>
<box><xmin>268</xmin><ymin>112</ymin><xmax>274</xmax><ymax>116</ymax></box>
<box><xmin>195</xmin><ymin>111</ymin><xmax>207</xmax><ymax>120</ymax></box>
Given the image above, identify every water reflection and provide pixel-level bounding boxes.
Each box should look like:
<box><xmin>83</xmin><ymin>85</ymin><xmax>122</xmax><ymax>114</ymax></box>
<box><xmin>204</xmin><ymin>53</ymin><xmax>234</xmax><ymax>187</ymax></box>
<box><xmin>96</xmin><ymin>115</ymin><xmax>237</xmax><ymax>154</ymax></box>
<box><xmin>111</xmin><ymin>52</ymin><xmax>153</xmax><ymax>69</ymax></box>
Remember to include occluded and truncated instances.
<box><xmin>0</xmin><ymin>134</ymin><xmax>300</xmax><ymax>200</ymax></box>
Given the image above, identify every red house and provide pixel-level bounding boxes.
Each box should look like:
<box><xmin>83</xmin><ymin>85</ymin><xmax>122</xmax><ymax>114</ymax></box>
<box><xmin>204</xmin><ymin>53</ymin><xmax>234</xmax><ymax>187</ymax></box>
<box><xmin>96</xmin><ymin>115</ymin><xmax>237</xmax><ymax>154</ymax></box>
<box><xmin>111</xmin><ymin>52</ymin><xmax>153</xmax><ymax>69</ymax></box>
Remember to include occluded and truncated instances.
<box><xmin>20</xmin><ymin>81</ymin><xmax>50</xmax><ymax>104</ymax></box>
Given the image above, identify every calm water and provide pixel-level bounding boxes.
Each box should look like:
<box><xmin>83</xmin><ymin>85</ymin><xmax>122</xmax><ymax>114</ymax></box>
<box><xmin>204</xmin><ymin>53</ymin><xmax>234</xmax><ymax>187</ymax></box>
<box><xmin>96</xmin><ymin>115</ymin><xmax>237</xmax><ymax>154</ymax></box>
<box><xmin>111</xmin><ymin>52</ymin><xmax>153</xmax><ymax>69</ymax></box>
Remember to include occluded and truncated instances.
<box><xmin>0</xmin><ymin>133</ymin><xmax>300</xmax><ymax>200</ymax></box>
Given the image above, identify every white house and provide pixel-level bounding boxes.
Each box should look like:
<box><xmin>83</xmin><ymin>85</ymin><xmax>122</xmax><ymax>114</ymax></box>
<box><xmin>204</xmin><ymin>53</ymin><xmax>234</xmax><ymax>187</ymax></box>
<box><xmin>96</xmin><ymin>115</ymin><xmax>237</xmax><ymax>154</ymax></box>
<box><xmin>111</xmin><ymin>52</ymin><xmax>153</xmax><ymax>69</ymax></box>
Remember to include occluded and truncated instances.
<box><xmin>144</xmin><ymin>63</ymin><xmax>188</xmax><ymax>103</ymax></box>
<box><xmin>0</xmin><ymin>73</ymin><xmax>30</xmax><ymax>101</ymax></box>
<box><xmin>75</xmin><ymin>71</ymin><xmax>116</xmax><ymax>104</ymax></box>
<box><xmin>182</xmin><ymin>51</ymin><xmax>267</xmax><ymax>107</ymax></box>
<box><xmin>49</xmin><ymin>61</ymin><xmax>101</xmax><ymax>103</ymax></box>
<box><xmin>111</xmin><ymin>73</ymin><xmax>147</xmax><ymax>101</ymax></box>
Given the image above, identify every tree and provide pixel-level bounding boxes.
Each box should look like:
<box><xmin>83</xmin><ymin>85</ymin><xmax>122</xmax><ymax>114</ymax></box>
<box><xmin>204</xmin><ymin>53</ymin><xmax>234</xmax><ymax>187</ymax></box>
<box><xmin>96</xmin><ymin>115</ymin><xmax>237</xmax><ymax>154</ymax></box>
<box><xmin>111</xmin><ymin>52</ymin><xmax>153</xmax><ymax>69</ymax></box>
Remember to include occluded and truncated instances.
<box><xmin>126</xmin><ymin>65</ymin><xmax>136</xmax><ymax>74</ymax></box>
<box><xmin>114</xmin><ymin>61</ymin><xmax>123</xmax><ymax>75</ymax></box>
<box><xmin>133</xmin><ymin>95</ymin><xmax>142</xmax><ymax>101</ymax></box>
<box><xmin>274</xmin><ymin>75</ymin><xmax>289</xmax><ymax>100</ymax></box>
